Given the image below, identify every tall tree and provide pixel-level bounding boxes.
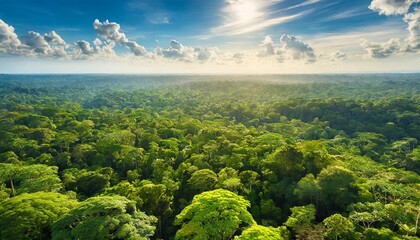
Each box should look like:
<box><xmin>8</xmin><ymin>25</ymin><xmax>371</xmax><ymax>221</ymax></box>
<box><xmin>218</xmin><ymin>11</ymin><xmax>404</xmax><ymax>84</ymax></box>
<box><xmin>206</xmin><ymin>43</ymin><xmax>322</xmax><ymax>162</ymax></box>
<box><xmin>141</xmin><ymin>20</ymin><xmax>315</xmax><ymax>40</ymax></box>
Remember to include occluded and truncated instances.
<box><xmin>174</xmin><ymin>189</ymin><xmax>255</xmax><ymax>240</ymax></box>
<box><xmin>51</xmin><ymin>196</ymin><xmax>156</xmax><ymax>240</ymax></box>
<box><xmin>0</xmin><ymin>192</ymin><xmax>78</xmax><ymax>240</ymax></box>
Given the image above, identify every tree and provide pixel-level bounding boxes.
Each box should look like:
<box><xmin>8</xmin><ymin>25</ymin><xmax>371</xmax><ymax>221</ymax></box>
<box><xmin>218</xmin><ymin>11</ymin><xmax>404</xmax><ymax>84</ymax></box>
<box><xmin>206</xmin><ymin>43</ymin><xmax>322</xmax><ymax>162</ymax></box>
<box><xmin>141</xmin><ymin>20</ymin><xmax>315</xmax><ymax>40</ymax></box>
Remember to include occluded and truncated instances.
<box><xmin>0</xmin><ymin>163</ymin><xmax>63</xmax><ymax>196</ymax></box>
<box><xmin>187</xmin><ymin>169</ymin><xmax>218</xmax><ymax>192</ymax></box>
<box><xmin>174</xmin><ymin>189</ymin><xmax>255</xmax><ymax>240</ymax></box>
<box><xmin>103</xmin><ymin>181</ymin><xmax>142</xmax><ymax>207</ymax></box>
<box><xmin>294</xmin><ymin>174</ymin><xmax>321</xmax><ymax>205</ymax></box>
<box><xmin>235</xmin><ymin>225</ymin><xmax>284</xmax><ymax>240</ymax></box>
<box><xmin>285</xmin><ymin>204</ymin><xmax>316</xmax><ymax>230</ymax></box>
<box><xmin>51</xmin><ymin>196</ymin><xmax>156</xmax><ymax>240</ymax></box>
<box><xmin>263</xmin><ymin>145</ymin><xmax>305</xmax><ymax>177</ymax></box>
<box><xmin>349</xmin><ymin>202</ymin><xmax>386</xmax><ymax>229</ymax></box>
<box><xmin>317</xmin><ymin>166</ymin><xmax>358</xmax><ymax>214</ymax></box>
<box><xmin>136</xmin><ymin>180</ymin><xmax>173</xmax><ymax>238</ymax></box>
<box><xmin>363</xmin><ymin>228</ymin><xmax>398</xmax><ymax>240</ymax></box>
<box><xmin>217</xmin><ymin>167</ymin><xmax>242</xmax><ymax>193</ymax></box>
<box><xmin>260</xmin><ymin>199</ymin><xmax>283</xmax><ymax>226</ymax></box>
<box><xmin>239</xmin><ymin>170</ymin><xmax>260</xmax><ymax>194</ymax></box>
<box><xmin>0</xmin><ymin>192</ymin><xmax>78</xmax><ymax>240</ymax></box>
<box><xmin>323</xmin><ymin>214</ymin><xmax>356</xmax><ymax>240</ymax></box>
<box><xmin>76</xmin><ymin>171</ymin><xmax>110</xmax><ymax>197</ymax></box>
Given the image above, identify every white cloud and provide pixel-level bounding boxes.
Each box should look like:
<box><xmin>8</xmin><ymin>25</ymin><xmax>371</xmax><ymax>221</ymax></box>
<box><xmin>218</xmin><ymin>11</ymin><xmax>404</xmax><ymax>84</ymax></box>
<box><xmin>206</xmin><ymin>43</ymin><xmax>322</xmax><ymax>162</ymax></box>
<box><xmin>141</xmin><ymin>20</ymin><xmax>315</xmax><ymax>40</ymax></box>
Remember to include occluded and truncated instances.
<box><xmin>320</xmin><ymin>8</ymin><xmax>369</xmax><ymax>22</ymax></box>
<box><xmin>279</xmin><ymin>35</ymin><xmax>316</xmax><ymax>63</ymax></box>
<box><xmin>93</xmin><ymin>19</ymin><xmax>149</xmax><ymax>57</ymax></box>
<box><xmin>44</xmin><ymin>31</ymin><xmax>66</xmax><ymax>46</ymax></box>
<box><xmin>155</xmin><ymin>39</ymin><xmax>228</xmax><ymax>63</ymax></box>
<box><xmin>361</xmin><ymin>38</ymin><xmax>404</xmax><ymax>58</ymax></box>
<box><xmin>258</xmin><ymin>35</ymin><xmax>275</xmax><ymax>57</ymax></box>
<box><xmin>77</xmin><ymin>40</ymin><xmax>94</xmax><ymax>55</ymax></box>
<box><xmin>363</xmin><ymin>1</ymin><xmax>420</xmax><ymax>58</ymax></box>
<box><xmin>287</xmin><ymin>0</ymin><xmax>321</xmax><ymax>10</ymax></box>
<box><xmin>232</xmin><ymin>52</ymin><xmax>245</xmax><ymax>63</ymax></box>
<box><xmin>258</xmin><ymin>35</ymin><xmax>316</xmax><ymax>63</ymax></box>
<box><xmin>75</xmin><ymin>39</ymin><xmax>116</xmax><ymax>59</ymax></box>
<box><xmin>330</xmin><ymin>51</ymin><xmax>347</xmax><ymax>61</ymax></box>
<box><xmin>125</xmin><ymin>40</ymin><xmax>148</xmax><ymax>56</ymax></box>
<box><xmin>93</xmin><ymin>19</ymin><xmax>128</xmax><ymax>43</ymax></box>
<box><xmin>211</xmin><ymin>0</ymin><xmax>304</xmax><ymax>36</ymax></box>
<box><xmin>23</xmin><ymin>31</ymin><xmax>67</xmax><ymax>57</ymax></box>
<box><xmin>25</xmin><ymin>31</ymin><xmax>51</xmax><ymax>54</ymax></box>
<box><xmin>228</xmin><ymin>13</ymin><xmax>306</xmax><ymax>36</ymax></box>
<box><xmin>369</xmin><ymin>0</ymin><xmax>417</xmax><ymax>16</ymax></box>
<box><xmin>0</xmin><ymin>19</ymin><xmax>22</xmax><ymax>54</ymax></box>
<box><xmin>127</xmin><ymin>1</ymin><xmax>171</xmax><ymax>24</ymax></box>
<box><xmin>404</xmin><ymin>8</ymin><xmax>420</xmax><ymax>50</ymax></box>
<box><xmin>93</xmin><ymin>38</ymin><xmax>102</xmax><ymax>46</ymax></box>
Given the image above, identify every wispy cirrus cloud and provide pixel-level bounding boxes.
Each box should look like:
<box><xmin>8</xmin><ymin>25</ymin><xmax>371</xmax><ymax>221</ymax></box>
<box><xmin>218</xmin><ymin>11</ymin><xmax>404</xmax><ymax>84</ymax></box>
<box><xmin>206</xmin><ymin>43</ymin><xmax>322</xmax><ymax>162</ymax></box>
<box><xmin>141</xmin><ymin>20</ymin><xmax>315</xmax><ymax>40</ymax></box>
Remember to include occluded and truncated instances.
<box><xmin>287</xmin><ymin>0</ymin><xmax>322</xmax><ymax>10</ymax></box>
<box><xmin>320</xmin><ymin>8</ymin><xmax>370</xmax><ymax>22</ymax></box>
<box><xmin>212</xmin><ymin>12</ymin><xmax>306</xmax><ymax>36</ymax></box>
<box><xmin>210</xmin><ymin>0</ymin><xmax>310</xmax><ymax>36</ymax></box>
<box><xmin>127</xmin><ymin>1</ymin><xmax>171</xmax><ymax>24</ymax></box>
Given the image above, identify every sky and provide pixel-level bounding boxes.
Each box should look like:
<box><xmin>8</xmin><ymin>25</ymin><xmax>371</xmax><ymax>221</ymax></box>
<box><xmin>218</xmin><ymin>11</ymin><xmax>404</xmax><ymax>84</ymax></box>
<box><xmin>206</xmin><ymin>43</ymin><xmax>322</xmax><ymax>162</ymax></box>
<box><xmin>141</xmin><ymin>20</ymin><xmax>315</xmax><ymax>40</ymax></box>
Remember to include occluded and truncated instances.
<box><xmin>0</xmin><ymin>0</ymin><xmax>419</xmax><ymax>73</ymax></box>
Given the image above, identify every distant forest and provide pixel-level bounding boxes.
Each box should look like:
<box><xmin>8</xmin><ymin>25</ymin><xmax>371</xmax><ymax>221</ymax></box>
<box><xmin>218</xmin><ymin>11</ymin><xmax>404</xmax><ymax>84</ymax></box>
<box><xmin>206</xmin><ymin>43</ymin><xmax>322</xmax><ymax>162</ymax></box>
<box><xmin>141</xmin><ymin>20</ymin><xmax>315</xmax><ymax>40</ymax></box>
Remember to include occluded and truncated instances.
<box><xmin>0</xmin><ymin>74</ymin><xmax>419</xmax><ymax>239</ymax></box>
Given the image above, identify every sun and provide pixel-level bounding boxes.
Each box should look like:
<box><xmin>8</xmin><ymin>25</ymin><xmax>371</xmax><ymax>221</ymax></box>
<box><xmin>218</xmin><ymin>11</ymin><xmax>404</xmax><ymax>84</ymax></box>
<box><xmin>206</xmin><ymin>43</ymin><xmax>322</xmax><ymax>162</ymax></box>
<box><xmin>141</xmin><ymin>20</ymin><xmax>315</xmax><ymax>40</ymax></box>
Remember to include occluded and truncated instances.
<box><xmin>234</xmin><ymin>1</ymin><xmax>258</xmax><ymax>23</ymax></box>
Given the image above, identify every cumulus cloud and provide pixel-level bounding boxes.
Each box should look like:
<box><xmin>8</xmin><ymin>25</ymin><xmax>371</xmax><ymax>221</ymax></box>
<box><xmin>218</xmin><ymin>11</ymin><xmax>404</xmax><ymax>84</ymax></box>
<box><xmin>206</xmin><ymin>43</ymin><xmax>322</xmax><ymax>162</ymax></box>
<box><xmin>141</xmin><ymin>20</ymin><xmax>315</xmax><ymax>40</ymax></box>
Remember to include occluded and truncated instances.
<box><xmin>364</xmin><ymin>0</ymin><xmax>419</xmax><ymax>58</ymax></box>
<box><xmin>369</xmin><ymin>0</ymin><xmax>417</xmax><ymax>15</ymax></box>
<box><xmin>152</xmin><ymin>39</ymin><xmax>243</xmax><ymax>64</ymax></box>
<box><xmin>25</xmin><ymin>31</ymin><xmax>51</xmax><ymax>54</ymax></box>
<box><xmin>77</xmin><ymin>40</ymin><xmax>94</xmax><ymax>55</ymax></box>
<box><xmin>155</xmin><ymin>40</ymin><xmax>222</xmax><ymax>63</ymax></box>
<box><xmin>404</xmin><ymin>8</ymin><xmax>420</xmax><ymax>50</ymax></box>
<box><xmin>330</xmin><ymin>51</ymin><xmax>347</xmax><ymax>61</ymax></box>
<box><xmin>44</xmin><ymin>31</ymin><xmax>66</xmax><ymax>46</ymax></box>
<box><xmin>361</xmin><ymin>38</ymin><xmax>403</xmax><ymax>58</ymax></box>
<box><xmin>75</xmin><ymin>39</ymin><xmax>116</xmax><ymax>59</ymax></box>
<box><xmin>258</xmin><ymin>35</ymin><xmax>316</xmax><ymax>63</ymax></box>
<box><xmin>23</xmin><ymin>31</ymin><xmax>68</xmax><ymax>57</ymax></box>
<box><xmin>93</xmin><ymin>19</ymin><xmax>128</xmax><ymax>43</ymax></box>
<box><xmin>232</xmin><ymin>52</ymin><xmax>245</xmax><ymax>63</ymax></box>
<box><xmin>93</xmin><ymin>19</ymin><xmax>149</xmax><ymax>57</ymax></box>
<box><xmin>126</xmin><ymin>40</ymin><xmax>148</xmax><ymax>56</ymax></box>
<box><xmin>0</xmin><ymin>19</ymin><xmax>22</xmax><ymax>54</ymax></box>
<box><xmin>279</xmin><ymin>35</ymin><xmax>316</xmax><ymax>63</ymax></box>
<box><xmin>258</xmin><ymin>35</ymin><xmax>275</xmax><ymax>57</ymax></box>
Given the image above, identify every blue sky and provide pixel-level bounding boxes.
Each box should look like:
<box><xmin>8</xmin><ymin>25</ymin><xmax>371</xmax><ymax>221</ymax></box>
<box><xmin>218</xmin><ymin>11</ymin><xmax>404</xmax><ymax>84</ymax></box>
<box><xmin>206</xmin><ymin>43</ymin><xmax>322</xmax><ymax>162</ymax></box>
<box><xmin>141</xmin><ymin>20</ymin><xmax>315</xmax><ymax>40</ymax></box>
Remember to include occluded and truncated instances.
<box><xmin>0</xmin><ymin>0</ymin><xmax>419</xmax><ymax>73</ymax></box>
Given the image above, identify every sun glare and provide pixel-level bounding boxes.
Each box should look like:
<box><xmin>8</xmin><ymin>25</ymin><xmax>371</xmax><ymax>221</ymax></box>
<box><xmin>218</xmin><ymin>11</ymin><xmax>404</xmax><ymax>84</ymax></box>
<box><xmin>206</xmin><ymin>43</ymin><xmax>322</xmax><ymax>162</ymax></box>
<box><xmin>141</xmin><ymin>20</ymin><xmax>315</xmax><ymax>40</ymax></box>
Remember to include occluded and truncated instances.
<box><xmin>235</xmin><ymin>1</ymin><xmax>258</xmax><ymax>23</ymax></box>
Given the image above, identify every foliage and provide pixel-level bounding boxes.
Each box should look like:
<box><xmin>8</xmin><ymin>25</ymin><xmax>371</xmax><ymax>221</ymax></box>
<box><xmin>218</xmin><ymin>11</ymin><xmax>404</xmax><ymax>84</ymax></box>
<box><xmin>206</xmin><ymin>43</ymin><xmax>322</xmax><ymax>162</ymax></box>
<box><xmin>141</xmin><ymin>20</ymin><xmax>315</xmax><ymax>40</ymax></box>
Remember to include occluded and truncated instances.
<box><xmin>0</xmin><ymin>74</ymin><xmax>419</xmax><ymax>239</ymax></box>
<box><xmin>174</xmin><ymin>189</ymin><xmax>255</xmax><ymax>239</ymax></box>
<box><xmin>235</xmin><ymin>225</ymin><xmax>284</xmax><ymax>240</ymax></box>
<box><xmin>0</xmin><ymin>192</ymin><xmax>78</xmax><ymax>240</ymax></box>
<box><xmin>284</xmin><ymin>204</ymin><xmax>316</xmax><ymax>230</ymax></box>
<box><xmin>51</xmin><ymin>196</ymin><xmax>156</xmax><ymax>240</ymax></box>
<box><xmin>323</xmin><ymin>214</ymin><xmax>357</xmax><ymax>240</ymax></box>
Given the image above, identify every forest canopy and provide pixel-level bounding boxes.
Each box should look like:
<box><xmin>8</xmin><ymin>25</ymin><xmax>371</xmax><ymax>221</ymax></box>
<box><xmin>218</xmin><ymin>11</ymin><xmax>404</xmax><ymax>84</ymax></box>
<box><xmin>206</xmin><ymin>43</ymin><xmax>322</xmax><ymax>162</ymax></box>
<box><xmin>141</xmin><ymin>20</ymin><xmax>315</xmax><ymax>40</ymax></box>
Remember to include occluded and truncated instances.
<box><xmin>0</xmin><ymin>74</ymin><xmax>419</xmax><ymax>239</ymax></box>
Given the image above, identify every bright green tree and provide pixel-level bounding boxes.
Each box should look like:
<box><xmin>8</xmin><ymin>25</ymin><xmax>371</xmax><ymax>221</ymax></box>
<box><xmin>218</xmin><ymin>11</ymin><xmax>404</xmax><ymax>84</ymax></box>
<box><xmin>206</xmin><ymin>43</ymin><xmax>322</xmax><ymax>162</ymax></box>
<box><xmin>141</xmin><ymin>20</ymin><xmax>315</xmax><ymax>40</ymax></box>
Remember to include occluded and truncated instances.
<box><xmin>174</xmin><ymin>189</ymin><xmax>255</xmax><ymax>240</ymax></box>
<box><xmin>51</xmin><ymin>196</ymin><xmax>156</xmax><ymax>240</ymax></box>
<box><xmin>323</xmin><ymin>214</ymin><xmax>357</xmax><ymax>240</ymax></box>
<box><xmin>235</xmin><ymin>225</ymin><xmax>284</xmax><ymax>240</ymax></box>
<box><xmin>0</xmin><ymin>163</ymin><xmax>62</xmax><ymax>196</ymax></box>
<box><xmin>0</xmin><ymin>192</ymin><xmax>78</xmax><ymax>240</ymax></box>
<box><xmin>285</xmin><ymin>204</ymin><xmax>316</xmax><ymax>230</ymax></box>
